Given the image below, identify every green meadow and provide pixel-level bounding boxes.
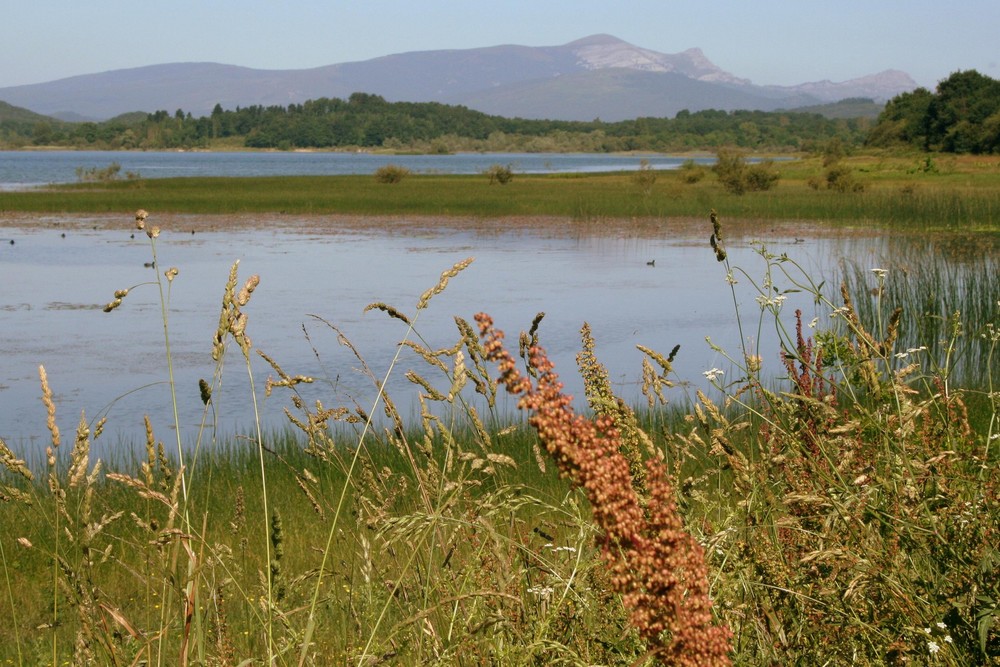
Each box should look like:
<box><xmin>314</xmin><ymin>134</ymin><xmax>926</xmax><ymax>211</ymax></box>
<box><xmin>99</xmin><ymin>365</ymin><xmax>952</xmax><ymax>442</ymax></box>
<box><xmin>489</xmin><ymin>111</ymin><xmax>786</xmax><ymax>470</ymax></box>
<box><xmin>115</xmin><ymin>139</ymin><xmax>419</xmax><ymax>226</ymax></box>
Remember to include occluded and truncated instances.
<box><xmin>1</xmin><ymin>155</ymin><xmax>999</xmax><ymax>665</ymax></box>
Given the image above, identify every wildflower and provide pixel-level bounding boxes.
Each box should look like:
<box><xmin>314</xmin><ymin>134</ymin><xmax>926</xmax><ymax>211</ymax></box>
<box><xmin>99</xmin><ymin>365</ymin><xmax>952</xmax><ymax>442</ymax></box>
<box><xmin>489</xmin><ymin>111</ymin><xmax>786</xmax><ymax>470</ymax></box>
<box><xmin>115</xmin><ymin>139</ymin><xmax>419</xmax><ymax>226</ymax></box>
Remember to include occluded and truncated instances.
<box><xmin>927</xmin><ymin>640</ymin><xmax>940</xmax><ymax>654</ymax></box>
<box><xmin>134</xmin><ymin>209</ymin><xmax>148</xmax><ymax>230</ymax></box>
<box><xmin>146</xmin><ymin>225</ymin><xmax>160</xmax><ymax>239</ymax></box>
<box><xmin>165</xmin><ymin>267</ymin><xmax>179</xmax><ymax>282</ymax></box>
<box><xmin>894</xmin><ymin>345</ymin><xmax>928</xmax><ymax>360</ymax></box>
<box><xmin>944</xmin><ymin>635</ymin><xmax>953</xmax><ymax>644</ymax></box>
<box><xmin>829</xmin><ymin>306</ymin><xmax>850</xmax><ymax>318</ymax></box>
<box><xmin>477</xmin><ymin>313</ymin><xmax>733</xmax><ymax>665</ymax></box>
<box><xmin>527</xmin><ymin>586</ymin><xmax>554</xmax><ymax>596</ymax></box>
<box><xmin>755</xmin><ymin>294</ymin><xmax>788</xmax><ymax>310</ymax></box>
<box><xmin>703</xmin><ymin>368</ymin><xmax>725</xmax><ymax>382</ymax></box>
<box><xmin>871</xmin><ymin>268</ymin><xmax>888</xmax><ymax>279</ymax></box>
<box><xmin>809</xmin><ymin>316</ymin><xmax>819</xmax><ymax>328</ymax></box>
<box><xmin>936</xmin><ymin>622</ymin><xmax>947</xmax><ymax>630</ymax></box>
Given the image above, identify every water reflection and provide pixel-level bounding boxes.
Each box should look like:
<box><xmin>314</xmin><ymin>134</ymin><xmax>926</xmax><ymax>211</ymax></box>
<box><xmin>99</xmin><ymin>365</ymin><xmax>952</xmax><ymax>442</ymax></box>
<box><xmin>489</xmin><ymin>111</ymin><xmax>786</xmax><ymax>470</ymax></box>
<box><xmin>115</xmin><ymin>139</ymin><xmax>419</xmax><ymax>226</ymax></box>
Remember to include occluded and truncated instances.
<box><xmin>0</xmin><ymin>216</ymin><xmax>986</xmax><ymax>453</ymax></box>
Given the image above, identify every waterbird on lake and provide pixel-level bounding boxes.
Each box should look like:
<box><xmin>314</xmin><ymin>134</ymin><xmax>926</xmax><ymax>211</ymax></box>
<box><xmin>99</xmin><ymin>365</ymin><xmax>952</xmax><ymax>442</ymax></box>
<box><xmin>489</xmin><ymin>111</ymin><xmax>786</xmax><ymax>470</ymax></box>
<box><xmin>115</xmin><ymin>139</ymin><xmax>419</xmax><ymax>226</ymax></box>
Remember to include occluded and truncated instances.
<box><xmin>8</xmin><ymin>239</ymin><xmax>13</xmax><ymax>245</ymax></box>
<box><xmin>143</xmin><ymin>261</ymin><xmax>156</xmax><ymax>268</ymax></box>
<box><xmin>646</xmin><ymin>259</ymin><xmax>655</xmax><ymax>266</ymax></box>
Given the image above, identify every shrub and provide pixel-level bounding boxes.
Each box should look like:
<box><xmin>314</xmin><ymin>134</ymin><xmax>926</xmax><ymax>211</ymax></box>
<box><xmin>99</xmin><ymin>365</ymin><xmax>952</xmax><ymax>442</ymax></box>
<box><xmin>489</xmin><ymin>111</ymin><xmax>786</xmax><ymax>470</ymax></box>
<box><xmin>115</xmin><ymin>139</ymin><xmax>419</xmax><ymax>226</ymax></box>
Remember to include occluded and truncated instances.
<box><xmin>373</xmin><ymin>163</ymin><xmax>410</xmax><ymax>184</ymax></box>
<box><xmin>713</xmin><ymin>150</ymin><xmax>779</xmax><ymax>194</ymax></box>
<box><xmin>821</xmin><ymin>137</ymin><xmax>847</xmax><ymax>166</ymax></box>
<box><xmin>744</xmin><ymin>160</ymin><xmax>779</xmax><ymax>191</ymax></box>
<box><xmin>713</xmin><ymin>150</ymin><xmax>748</xmax><ymax>194</ymax></box>
<box><xmin>679</xmin><ymin>159</ymin><xmax>707</xmax><ymax>184</ymax></box>
<box><xmin>826</xmin><ymin>164</ymin><xmax>864</xmax><ymax>192</ymax></box>
<box><xmin>485</xmin><ymin>163</ymin><xmax>514</xmax><ymax>185</ymax></box>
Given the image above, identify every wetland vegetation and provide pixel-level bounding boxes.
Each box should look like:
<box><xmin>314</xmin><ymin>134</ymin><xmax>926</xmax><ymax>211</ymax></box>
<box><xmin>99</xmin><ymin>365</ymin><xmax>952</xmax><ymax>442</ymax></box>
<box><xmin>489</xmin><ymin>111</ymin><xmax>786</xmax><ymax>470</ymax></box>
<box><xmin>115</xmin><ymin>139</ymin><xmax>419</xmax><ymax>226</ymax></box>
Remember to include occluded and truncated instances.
<box><xmin>2</xmin><ymin>70</ymin><xmax>1000</xmax><ymax>664</ymax></box>
<box><xmin>1</xmin><ymin>192</ymin><xmax>997</xmax><ymax>665</ymax></box>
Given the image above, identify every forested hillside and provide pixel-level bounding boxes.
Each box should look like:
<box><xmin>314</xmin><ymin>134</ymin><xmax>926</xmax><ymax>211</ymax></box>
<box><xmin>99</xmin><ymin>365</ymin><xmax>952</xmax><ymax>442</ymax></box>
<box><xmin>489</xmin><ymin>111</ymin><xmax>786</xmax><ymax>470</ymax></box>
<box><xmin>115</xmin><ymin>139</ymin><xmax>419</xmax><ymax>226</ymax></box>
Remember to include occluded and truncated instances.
<box><xmin>0</xmin><ymin>91</ymin><xmax>873</xmax><ymax>153</ymax></box>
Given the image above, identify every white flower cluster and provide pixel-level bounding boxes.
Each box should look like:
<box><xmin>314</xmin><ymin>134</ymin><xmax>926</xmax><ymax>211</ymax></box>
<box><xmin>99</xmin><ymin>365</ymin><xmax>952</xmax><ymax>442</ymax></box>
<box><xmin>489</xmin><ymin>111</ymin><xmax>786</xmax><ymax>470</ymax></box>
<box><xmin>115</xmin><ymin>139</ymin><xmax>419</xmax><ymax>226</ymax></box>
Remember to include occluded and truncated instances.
<box><xmin>829</xmin><ymin>306</ymin><xmax>851</xmax><ymax>319</ymax></box>
<box><xmin>923</xmin><ymin>623</ymin><xmax>953</xmax><ymax>655</ymax></box>
<box><xmin>895</xmin><ymin>346</ymin><xmax>928</xmax><ymax>360</ymax></box>
<box><xmin>703</xmin><ymin>368</ymin><xmax>725</xmax><ymax>383</ymax></box>
<box><xmin>755</xmin><ymin>293</ymin><xmax>788</xmax><ymax>310</ymax></box>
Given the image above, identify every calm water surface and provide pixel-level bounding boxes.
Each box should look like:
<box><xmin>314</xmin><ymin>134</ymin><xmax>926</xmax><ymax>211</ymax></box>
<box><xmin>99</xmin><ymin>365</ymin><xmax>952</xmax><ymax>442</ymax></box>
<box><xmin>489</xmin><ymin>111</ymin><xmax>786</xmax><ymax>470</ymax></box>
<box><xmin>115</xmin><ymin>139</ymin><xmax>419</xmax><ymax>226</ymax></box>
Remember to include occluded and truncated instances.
<box><xmin>0</xmin><ymin>150</ymin><xmax>710</xmax><ymax>190</ymax></box>
<box><xmin>1</xmin><ymin>215</ymin><xmax>896</xmax><ymax>453</ymax></box>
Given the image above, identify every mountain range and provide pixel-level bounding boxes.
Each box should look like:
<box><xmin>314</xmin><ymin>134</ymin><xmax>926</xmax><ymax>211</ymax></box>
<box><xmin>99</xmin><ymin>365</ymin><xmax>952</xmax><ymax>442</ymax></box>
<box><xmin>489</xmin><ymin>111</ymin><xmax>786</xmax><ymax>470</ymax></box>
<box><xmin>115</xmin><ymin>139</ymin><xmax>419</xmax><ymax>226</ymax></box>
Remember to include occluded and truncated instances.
<box><xmin>0</xmin><ymin>34</ymin><xmax>917</xmax><ymax>122</ymax></box>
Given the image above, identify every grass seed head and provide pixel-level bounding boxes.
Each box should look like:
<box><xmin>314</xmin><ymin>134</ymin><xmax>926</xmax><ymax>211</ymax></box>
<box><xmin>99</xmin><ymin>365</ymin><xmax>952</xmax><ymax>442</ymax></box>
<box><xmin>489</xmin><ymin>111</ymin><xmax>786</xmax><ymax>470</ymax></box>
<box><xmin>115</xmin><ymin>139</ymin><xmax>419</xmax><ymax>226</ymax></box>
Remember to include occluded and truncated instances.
<box><xmin>417</xmin><ymin>257</ymin><xmax>474</xmax><ymax>310</ymax></box>
<box><xmin>39</xmin><ymin>364</ymin><xmax>61</xmax><ymax>450</ymax></box>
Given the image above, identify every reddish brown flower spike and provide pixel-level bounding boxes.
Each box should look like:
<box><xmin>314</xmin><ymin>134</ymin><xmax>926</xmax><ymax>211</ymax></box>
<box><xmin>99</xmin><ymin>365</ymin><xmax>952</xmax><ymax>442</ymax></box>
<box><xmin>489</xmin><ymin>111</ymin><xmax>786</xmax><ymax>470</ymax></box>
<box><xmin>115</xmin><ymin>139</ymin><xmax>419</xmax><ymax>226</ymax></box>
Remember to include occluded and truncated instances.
<box><xmin>475</xmin><ymin>312</ymin><xmax>732</xmax><ymax>665</ymax></box>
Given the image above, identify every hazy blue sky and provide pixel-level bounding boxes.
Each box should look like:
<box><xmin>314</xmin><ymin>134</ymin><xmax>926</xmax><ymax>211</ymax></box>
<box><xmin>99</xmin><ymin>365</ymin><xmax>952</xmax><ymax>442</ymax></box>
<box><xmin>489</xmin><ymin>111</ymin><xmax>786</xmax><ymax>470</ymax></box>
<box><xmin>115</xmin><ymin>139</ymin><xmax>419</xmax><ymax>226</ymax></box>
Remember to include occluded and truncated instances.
<box><xmin>2</xmin><ymin>1</ymin><xmax>996</xmax><ymax>90</ymax></box>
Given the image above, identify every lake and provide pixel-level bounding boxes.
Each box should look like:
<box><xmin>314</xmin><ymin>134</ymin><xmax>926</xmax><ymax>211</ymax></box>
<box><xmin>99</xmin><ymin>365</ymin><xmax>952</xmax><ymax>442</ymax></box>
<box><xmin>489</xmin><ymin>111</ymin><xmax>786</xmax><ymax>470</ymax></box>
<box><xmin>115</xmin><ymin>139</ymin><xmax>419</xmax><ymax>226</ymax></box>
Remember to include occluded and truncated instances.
<box><xmin>0</xmin><ymin>150</ymin><xmax>711</xmax><ymax>190</ymax></box>
<box><xmin>0</xmin><ymin>150</ymin><xmax>979</xmax><ymax>457</ymax></box>
<box><xmin>2</xmin><ymin>210</ymin><xmax>901</xmax><ymax>454</ymax></box>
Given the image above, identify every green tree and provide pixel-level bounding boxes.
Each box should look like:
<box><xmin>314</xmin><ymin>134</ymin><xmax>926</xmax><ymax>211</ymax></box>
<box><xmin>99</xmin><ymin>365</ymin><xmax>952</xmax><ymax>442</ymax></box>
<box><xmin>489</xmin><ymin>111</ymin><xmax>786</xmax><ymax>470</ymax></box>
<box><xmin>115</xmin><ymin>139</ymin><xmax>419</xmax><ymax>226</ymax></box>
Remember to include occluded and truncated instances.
<box><xmin>867</xmin><ymin>87</ymin><xmax>933</xmax><ymax>149</ymax></box>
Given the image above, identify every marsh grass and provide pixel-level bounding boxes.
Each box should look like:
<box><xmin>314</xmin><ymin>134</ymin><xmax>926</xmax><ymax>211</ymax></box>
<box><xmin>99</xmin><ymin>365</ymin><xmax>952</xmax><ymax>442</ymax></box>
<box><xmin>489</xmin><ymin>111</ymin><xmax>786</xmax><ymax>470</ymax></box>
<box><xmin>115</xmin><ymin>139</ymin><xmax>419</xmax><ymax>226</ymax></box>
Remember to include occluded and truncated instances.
<box><xmin>840</xmin><ymin>245</ymin><xmax>1000</xmax><ymax>389</ymax></box>
<box><xmin>1</xmin><ymin>207</ymin><xmax>998</xmax><ymax>665</ymax></box>
<box><xmin>3</xmin><ymin>154</ymin><xmax>1000</xmax><ymax>231</ymax></box>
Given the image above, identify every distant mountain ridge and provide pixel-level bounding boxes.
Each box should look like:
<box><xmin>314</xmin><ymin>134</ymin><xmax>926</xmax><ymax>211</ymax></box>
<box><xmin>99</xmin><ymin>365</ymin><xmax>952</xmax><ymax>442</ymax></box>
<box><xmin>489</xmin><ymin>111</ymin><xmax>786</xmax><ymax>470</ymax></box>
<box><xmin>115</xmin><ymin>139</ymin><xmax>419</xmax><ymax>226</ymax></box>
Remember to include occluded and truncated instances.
<box><xmin>0</xmin><ymin>34</ymin><xmax>917</xmax><ymax>122</ymax></box>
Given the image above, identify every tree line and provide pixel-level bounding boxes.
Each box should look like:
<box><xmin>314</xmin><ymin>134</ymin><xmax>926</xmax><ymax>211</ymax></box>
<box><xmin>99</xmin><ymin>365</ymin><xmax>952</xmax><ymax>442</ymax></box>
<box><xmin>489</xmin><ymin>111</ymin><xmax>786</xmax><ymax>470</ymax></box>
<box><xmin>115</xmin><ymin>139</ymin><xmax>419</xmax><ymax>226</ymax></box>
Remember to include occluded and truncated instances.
<box><xmin>867</xmin><ymin>69</ymin><xmax>1000</xmax><ymax>153</ymax></box>
<box><xmin>1</xmin><ymin>90</ymin><xmax>876</xmax><ymax>153</ymax></box>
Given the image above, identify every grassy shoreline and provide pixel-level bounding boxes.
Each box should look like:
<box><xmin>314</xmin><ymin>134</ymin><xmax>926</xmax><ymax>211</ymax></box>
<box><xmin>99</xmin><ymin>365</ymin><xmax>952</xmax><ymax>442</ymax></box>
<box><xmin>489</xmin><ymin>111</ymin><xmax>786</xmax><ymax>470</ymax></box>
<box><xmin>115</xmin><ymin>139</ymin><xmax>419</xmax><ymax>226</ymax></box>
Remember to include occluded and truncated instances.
<box><xmin>1</xmin><ymin>154</ymin><xmax>1000</xmax><ymax>231</ymax></box>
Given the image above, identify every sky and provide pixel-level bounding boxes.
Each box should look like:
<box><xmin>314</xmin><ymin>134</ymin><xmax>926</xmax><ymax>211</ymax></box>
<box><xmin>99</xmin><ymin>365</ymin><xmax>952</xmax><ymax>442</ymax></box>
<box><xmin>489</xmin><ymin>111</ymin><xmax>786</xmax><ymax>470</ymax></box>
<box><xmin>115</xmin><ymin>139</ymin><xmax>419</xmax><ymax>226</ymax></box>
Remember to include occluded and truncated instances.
<box><xmin>1</xmin><ymin>1</ymin><xmax>997</xmax><ymax>91</ymax></box>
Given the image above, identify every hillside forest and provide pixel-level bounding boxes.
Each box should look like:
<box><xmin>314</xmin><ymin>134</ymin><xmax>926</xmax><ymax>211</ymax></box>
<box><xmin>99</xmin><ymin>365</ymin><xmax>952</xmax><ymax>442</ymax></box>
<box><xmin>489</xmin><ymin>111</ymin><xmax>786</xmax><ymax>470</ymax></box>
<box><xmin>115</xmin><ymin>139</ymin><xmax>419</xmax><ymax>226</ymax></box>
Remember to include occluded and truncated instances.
<box><xmin>1</xmin><ymin>70</ymin><xmax>998</xmax><ymax>154</ymax></box>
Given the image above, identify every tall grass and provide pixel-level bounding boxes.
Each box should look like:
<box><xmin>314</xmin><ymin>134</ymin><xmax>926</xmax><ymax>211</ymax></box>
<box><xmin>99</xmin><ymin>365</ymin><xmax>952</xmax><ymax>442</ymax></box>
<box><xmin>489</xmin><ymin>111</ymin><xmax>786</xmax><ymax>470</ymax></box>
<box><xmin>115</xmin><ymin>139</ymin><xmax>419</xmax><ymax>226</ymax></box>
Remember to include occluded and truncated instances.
<box><xmin>839</xmin><ymin>242</ymin><xmax>1000</xmax><ymax>389</ymax></box>
<box><xmin>0</xmin><ymin>207</ymin><xmax>998</xmax><ymax>665</ymax></box>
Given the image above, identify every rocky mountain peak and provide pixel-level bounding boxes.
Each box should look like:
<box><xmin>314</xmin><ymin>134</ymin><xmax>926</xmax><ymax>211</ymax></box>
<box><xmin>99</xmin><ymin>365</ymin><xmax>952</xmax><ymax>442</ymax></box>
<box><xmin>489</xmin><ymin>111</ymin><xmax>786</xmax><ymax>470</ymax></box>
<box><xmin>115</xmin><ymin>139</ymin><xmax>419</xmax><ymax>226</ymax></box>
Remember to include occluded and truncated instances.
<box><xmin>566</xmin><ymin>35</ymin><xmax>748</xmax><ymax>85</ymax></box>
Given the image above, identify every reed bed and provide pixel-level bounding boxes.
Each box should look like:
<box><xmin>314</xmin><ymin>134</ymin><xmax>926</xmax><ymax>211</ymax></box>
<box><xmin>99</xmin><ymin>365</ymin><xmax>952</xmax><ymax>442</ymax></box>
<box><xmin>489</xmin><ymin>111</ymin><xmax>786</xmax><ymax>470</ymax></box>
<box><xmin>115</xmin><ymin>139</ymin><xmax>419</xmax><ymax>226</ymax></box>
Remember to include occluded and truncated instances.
<box><xmin>0</xmin><ymin>207</ymin><xmax>998</xmax><ymax>665</ymax></box>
